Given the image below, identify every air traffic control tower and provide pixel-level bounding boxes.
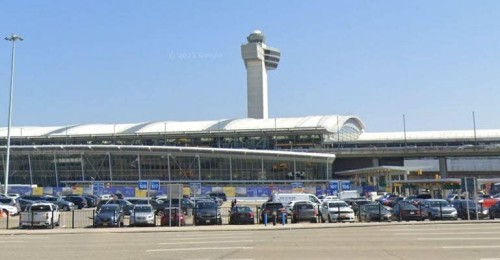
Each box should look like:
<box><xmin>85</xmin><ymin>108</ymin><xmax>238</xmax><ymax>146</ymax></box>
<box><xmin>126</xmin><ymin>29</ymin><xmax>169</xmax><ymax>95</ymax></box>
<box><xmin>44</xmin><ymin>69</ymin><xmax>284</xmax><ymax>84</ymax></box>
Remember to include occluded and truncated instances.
<box><xmin>241</xmin><ymin>30</ymin><xmax>281</xmax><ymax>119</ymax></box>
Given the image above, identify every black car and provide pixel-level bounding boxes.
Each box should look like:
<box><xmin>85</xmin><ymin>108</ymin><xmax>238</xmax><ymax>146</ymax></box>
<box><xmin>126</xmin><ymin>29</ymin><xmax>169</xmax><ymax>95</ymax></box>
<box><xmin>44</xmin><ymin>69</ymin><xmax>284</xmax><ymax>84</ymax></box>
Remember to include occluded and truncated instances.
<box><xmin>229</xmin><ymin>206</ymin><xmax>254</xmax><ymax>224</ymax></box>
<box><xmin>259</xmin><ymin>202</ymin><xmax>287</xmax><ymax>224</ymax></box>
<box><xmin>42</xmin><ymin>196</ymin><xmax>75</xmax><ymax>211</ymax></box>
<box><xmin>391</xmin><ymin>203</ymin><xmax>424</xmax><ymax>221</ymax></box>
<box><xmin>193</xmin><ymin>200</ymin><xmax>221</xmax><ymax>225</ymax></box>
<box><xmin>104</xmin><ymin>199</ymin><xmax>134</xmax><ymax>215</ymax></box>
<box><xmin>451</xmin><ymin>199</ymin><xmax>489</xmax><ymax>220</ymax></box>
<box><xmin>209</xmin><ymin>192</ymin><xmax>227</xmax><ymax>202</ymax></box>
<box><xmin>359</xmin><ymin>203</ymin><xmax>392</xmax><ymax>222</ymax></box>
<box><xmin>63</xmin><ymin>196</ymin><xmax>88</xmax><ymax>209</ymax></box>
<box><xmin>488</xmin><ymin>201</ymin><xmax>500</xmax><ymax>219</ymax></box>
<box><xmin>94</xmin><ymin>204</ymin><xmax>124</xmax><ymax>227</ymax></box>
<box><xmin>16</xmin><ymin>199</ymin><xmax>37</xmax><ymax>212</ymax></box>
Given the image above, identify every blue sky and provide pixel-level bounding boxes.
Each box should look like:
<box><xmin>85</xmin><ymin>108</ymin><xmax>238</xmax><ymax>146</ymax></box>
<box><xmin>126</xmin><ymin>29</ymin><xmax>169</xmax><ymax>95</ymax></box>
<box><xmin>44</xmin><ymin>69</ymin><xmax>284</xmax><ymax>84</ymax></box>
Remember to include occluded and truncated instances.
<box><xmin>1</xmin><ymin>1</ymin><xmax>499</xmax><ymax>132</ymax></box>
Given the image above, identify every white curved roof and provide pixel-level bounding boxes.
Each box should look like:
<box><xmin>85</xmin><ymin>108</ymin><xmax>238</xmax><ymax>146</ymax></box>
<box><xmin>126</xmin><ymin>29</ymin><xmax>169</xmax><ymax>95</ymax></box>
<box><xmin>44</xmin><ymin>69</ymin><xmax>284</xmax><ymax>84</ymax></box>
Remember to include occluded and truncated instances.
<box><xmin>0</xmin><ymin>115</ymin><xmax>365</xmax><ymax>138</ymax></box>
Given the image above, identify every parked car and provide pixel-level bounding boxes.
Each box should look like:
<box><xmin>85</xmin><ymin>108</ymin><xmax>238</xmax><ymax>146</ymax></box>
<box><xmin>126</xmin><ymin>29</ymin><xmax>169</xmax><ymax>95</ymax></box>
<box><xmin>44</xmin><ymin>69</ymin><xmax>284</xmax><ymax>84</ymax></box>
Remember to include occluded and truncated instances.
<box><xmin>63</xmin><ymin>196</ymin><xmax>87</xmax><ymax>209</ymax></box>
<box><xmin>94</xmin><ymin>204</ymin><xmax>124</xmax><ymax>227</ymax></box>
<box><xmin>320</xmin><ymin>200</ymin><xmax>355</xmax><ymax>223</ymax></box>
<box><xmin>359</xmin><ymin>203</ymin><xmax>392</xmax><ymax>222</ymax></box>
<box><xmin>291</xmin><ymin>201</ymin><xmax>317</xmax><ymax>223</ymax></box>
<box><xmin>229</xmin><ymin>206</ymin><xmax>255</xmax><ymax>225</ymax></box>
<box><xmin>344</xmin><ymin>198</ymin><xmax>372</xmax><ymax>214</ymax></box>
<box><xmin>0</xmin><ymin>203</ymin><xmax>19</xmax><ymax>216</ymax></box>
<box><xmin>286</xmin><ymin>200</ymin><xmax>311</xmax><ymax>216</ymax></box>
<box><xmin>17</xmin><ymin>199</ymin><xmax>37</xmax><ymax>212</ymax></box>
<box><xmin>488</xmin><ymin>201</ymin><xmax>500</xmax><ymax>219</ymax></box>
<box><xmin>160</xmin><ymin>207</ymin><xmax>186</xmax><ymax>226</ymax></box>
<box><xmin>391</xmin><ymin>203</ymin><xmax>424</xmax><ymax>221</ymax></box>
<box><xmin>104</xmin><ymin>199</ymin><xmax>134</xmax><ymax>215</ymax></box>
<box><xmin>19</xmin><ymin>203</ymin><xmax>60</xmax><ymax>229</ymax></box>
<box><xmin>209</xmin><ymin>191</ymin><xmax>227</xmax><ymax>202</ymax></box>
<box><xmin>259</xmin><ymin>202</ymin><xmax>287</xmax><ymax>224</ymax></box>
<box><xmin>421</xmin><ymin>199</ymin><xmax>457</xmax><ymax>220</ymax></box>
<box><xmin>129</xmin><ymin>205</ymin><xmax>155</xmax><ymax>227</ymax></box>
<box><xmin>451</xmin><ymin>199</ymin><xmax>489</xmax><ymax>220</ymax></box>
<box><xmin>41</xmin><ymin>196</ymin><xmax>75</xmax><ymax>211</ymax></box>
<box><xmin>0</xmin><ymin>197</ymin><xmax>18</xmax><ymax>207</ymax></box>
<box><xmin>193</xmin><ymin>200</ymin><xmax>221</xmax><ymax>225</ymax></box>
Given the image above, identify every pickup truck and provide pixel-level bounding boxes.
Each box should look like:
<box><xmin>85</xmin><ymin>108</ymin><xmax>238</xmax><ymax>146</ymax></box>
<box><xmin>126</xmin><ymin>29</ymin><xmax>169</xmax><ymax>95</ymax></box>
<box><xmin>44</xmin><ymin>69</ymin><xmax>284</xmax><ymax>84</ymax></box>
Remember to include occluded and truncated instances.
<box><xmin>19</xmin><ymin>203</ymin><xmax>60</xmax><ymax>229</ymax></box>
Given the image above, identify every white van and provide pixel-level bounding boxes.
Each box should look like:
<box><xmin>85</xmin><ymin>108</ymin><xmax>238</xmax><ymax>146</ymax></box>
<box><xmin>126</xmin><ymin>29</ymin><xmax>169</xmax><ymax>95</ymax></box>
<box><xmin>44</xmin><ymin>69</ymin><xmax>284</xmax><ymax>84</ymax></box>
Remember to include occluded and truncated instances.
<box><xmin>272</xmin><ymin>193</ymin><xmax>322</xmax><ymax>215</ymax></box>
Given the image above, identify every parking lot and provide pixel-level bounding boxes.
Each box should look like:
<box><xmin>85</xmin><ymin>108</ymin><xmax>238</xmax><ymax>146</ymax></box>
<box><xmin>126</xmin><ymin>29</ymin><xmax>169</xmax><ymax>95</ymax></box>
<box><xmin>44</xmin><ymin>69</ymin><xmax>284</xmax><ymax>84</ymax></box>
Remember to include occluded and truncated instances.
<box><xmin>1</xmin><ymin>221</ymin><xmax>500</xmax><ymax>260</ymax></box>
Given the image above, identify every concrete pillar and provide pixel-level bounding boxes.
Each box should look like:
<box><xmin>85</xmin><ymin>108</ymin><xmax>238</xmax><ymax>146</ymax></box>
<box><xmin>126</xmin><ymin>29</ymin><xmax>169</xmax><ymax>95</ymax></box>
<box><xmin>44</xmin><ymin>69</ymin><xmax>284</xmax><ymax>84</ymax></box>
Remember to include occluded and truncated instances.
<box><xmin>439</xmin><ymin>157</ymin><xmax>448</xmax><ymax>178</ymax></box>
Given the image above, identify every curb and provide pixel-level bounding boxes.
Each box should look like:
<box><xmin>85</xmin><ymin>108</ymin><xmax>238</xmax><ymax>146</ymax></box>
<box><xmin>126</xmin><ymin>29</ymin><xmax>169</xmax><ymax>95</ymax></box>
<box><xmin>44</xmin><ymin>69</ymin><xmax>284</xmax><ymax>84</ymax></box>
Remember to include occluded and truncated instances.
<box><xmin>1</xmin><ymin>219</ymin><xmax>499</xmax><ymax>236</ymax></box>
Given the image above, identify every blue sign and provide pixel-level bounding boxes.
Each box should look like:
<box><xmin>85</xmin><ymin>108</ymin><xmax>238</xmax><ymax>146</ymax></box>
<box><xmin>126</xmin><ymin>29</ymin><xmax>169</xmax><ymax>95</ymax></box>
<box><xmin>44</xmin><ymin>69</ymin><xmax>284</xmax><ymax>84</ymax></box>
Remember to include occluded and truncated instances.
<box><xmin>93</xmin><ymin>182</ymin><xmax>105</xmax><ymax>195</ymax></box>
<box><xmin>291</xmin><ymin>182</ymin><xmax>303</xmax><ymax>189</ymax></box>
<box><xmin>150</xmin><ymin>180</ymin><xmax>160</xmax><ymax>191</ymax></box>
<box><xmin>138</xmin><ymin>180</ymin><xmax>148</xmax><ymax>190</ymax></box>
<box><xmin>189</xmin><ymin>182</ymin><xmax>201</xmax><ymax>191</ymax></box>
<box><xmin>329</xmin><ymin>181</ymin><xmax>339</xmax><ymax>192</ymax></box>
<box><xmin>341</xmin><ymin>181</ymin><xmax>351</xmax><ymax>191</ymax></box>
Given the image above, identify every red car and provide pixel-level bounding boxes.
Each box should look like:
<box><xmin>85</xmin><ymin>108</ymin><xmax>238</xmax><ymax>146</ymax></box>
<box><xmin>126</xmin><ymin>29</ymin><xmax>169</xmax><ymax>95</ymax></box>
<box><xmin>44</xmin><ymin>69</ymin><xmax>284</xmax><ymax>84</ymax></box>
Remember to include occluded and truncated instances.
<box><xmin>160</xmin><ymin>208</ymin><xmax>186</xmax><ymax>226</ymax></box>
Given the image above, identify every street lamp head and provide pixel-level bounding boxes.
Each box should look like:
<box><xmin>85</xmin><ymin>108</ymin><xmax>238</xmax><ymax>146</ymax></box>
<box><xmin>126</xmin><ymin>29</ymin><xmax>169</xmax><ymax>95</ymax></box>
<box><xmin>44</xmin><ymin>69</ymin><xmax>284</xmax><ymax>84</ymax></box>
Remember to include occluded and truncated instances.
<box><xmin>4</xmin><ymin>34</ymin><xmax>23</xmax><ymax>41</ymax></box>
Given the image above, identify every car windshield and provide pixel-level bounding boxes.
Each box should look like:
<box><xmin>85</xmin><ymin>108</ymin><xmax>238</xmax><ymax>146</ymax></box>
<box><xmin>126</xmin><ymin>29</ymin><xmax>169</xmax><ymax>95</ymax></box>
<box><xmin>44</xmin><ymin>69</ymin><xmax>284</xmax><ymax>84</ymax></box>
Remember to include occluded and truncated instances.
<box><xmin>364</xmin><ymin>205</ymin><xmax>384</xmax><ymax>211</ymax></box>
<box><xmin>100</xmin><ymin>207</ymin><xmax>118</xmax><ymax>213</ymax></box>
<box><xmin>31</xmin><ymin>205</ymin><xmax>52</xmax><ymax>211</ymax></box>
<box><xmin>235</xmin><ymin>207</ymin><xmax>252</xmax><ymax>213</ymax></box>
<box><xmin>328</xmin><ymin>202</ymin><xmax>348</xmax><ymax>208</ymax></box>
<box><xmin>0</xmin><ymin>198</ymin><xmax>12</xmax><ymax>204</ymax></box>
<box><xmin>263</xmin><ymin>203</ymin><xmax>283</xmax><ymax>210</ymax></box>
<box><xmin>428</xmin><ymin>201</ymin><xmax>450</xmax><ymax>207</ymax></box>
<box><xmin>196</xmin><ymin>202</ymin><xmax>217</xmax><ymax>209</ymax></box>
<box><xmin>134</xmin><ymin>207</ymin><xmax>152</xmax><ymax>213</ymax></box>
<box><xmin>400</xmin><ymin>204</ymin><xmax>418</xmax><ymax>210</ymax></box>
<box><xmin>296</xmin><ymin>203</ymin><xmax>313</xmax><ymax>210</ymax></box>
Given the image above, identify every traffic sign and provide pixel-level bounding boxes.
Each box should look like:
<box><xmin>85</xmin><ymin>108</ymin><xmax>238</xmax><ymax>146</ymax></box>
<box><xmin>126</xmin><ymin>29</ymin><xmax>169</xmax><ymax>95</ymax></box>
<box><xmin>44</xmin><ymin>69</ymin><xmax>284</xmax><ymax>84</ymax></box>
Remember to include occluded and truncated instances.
<box><xmin>138</xmin><ymin>180</ymin><xmax>148</xmax><ymax>190</ymax></box>
<box><xmin>150</xmin><ymin>180</ymin><xmax>160</xmax><ymax>191</ymax></box>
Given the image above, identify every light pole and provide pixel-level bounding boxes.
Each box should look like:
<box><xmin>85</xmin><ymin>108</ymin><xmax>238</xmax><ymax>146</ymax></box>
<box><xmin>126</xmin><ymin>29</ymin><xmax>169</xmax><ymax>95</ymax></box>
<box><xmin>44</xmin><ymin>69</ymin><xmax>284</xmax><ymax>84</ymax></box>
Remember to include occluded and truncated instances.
<box><xmin>3</xmin><ymin>34</ymin><xmax>23</xmax><ymax>196</ymax></box>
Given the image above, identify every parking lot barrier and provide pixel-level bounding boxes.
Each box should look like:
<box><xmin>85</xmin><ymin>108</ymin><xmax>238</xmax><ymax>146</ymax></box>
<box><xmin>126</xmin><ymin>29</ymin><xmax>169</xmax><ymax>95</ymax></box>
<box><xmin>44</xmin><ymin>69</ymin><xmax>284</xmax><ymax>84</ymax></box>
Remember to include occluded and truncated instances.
<box><xmin>51</xmin><ymin>209</ymin><xmax>54</xmax><ymax>229</ymax></box>
<box><xmin>5</xmin><ymin>211</ymin><xmax>9</xmax><ymax>229</ymax></box>
<box><xmin>264</xmin><ymin>213</ymin><xmax>267</xmax><ymax>226</ymax></box>
<box><xmin>92</xmin><ymin>210</ymin><xmax>96</xmax><ymax>228</ymax></box>
<box><xmin>439</xmin><ymin>203</ymin><xmax>443</xmax><ymax>219</ymax></box>
<box><xmin>72</xmin><ymin>209</ymin><xmax>75</xmax><ymax>229</ymax></box>
<box><xmin>282</xmin><ymin>212</ymin><xmax>286</xmax><ymax>225</ymax></box>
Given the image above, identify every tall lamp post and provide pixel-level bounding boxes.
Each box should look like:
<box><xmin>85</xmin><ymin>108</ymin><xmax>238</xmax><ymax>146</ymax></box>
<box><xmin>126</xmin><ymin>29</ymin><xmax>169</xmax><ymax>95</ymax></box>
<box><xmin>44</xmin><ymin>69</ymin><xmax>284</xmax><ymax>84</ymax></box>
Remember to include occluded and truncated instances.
<box><xmin>3</xmin><ymin>34</ymin><xmax>23</xmax><ymax>196</ymax></box>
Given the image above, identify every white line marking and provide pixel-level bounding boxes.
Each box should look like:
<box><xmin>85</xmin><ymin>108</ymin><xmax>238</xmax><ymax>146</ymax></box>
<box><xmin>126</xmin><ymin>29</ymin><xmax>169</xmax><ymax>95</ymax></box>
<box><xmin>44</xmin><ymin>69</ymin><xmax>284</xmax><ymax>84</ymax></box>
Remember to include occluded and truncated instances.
<box><xmin>480</xmin><ymin>258</ymin><xmax>500</xmax><ymax>260</ymax></box>
<box><xmin>380</xmin><ymin>227</ymin><xmax>500</xmax><ymax>232</ymax></box>
<box><xmin>442</xmin><ymin>246</ymin><xmax>500</xmax><ymax>249</ymax></box>
<box><xmin>160</xmin><ymin>240</ymin><xmax>253</xmax><ymax>245</ymax></box>
<box><xmin>419</xmin><ymin>237</ymin><xmax>500</xmax><ymax>241</ymax></box>
<box><xmin>167</xmin><ymin>236</ymin><xmax>254</xmax><ymax>240</ymax></box>
<box><xmin>175</xmin><ymin>233</ymin><xmax>253</xmax><ymax>238</ymax></box>
<box><xmin>396</xmin><ymin>232</ymin><xmax>499</xmax><ymax>235</ymax></box>
<box><xmin>146</xmin><ymin>247</ymin><xmax>253</xmax><ymax>252</ymax></box>
<box><xmin>0</xmin><ymin>241</ymin><xmax>24</xmax><ymax>243</ymax></box>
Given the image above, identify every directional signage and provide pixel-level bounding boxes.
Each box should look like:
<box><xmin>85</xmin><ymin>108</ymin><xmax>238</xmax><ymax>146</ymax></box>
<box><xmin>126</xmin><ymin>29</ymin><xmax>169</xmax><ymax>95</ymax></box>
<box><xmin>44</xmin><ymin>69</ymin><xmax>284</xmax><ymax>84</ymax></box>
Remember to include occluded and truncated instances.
<box><xmin>150</xmin><ymin>180</ymin><xmax>160</xmax><ymax>191</ymax></box>
<box><xmin>138</xmin><ymin>180</ymin><xmax>148</xmax><ymax>190</ymax></box>
<box><xmin>329</xmin><ymin>181</ymin><xmax>339</xmax><ymax>192</ymax></box>
<box><xmin>341</xmin><ymin>180</ymin><xmax>351</xmax><ymax>191</ymax></box>
<box><xmin>291</xmin><ymin>182</ymin><xmax>303</xmax><ymax>189</ymax></box>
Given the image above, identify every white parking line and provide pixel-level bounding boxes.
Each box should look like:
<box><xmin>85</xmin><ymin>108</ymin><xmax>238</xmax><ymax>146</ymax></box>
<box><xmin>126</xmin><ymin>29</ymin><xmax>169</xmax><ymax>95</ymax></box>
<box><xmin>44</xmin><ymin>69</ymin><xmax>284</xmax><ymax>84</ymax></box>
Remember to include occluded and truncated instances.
<box><xmin>175</xmin><ymin>233</ymin><xmax>253</xmax><ymax>237</ymax></box>
<box><xmin>442</xmin><ymin>246</ymin><xmax>500</xmax><ymax>249</ymax></box>
<box><xmin>168</xmin><ymin>236</ymin><xmax>254</xmax><ymax>240</ymax></box>
<box><xmin>160</xmin><ymin>240</ymin><xmax>253</xmax><ymax>245</ymax></box>
<box><xmin>380</xmin><ymin>227</ymin><xmax>500</xmax><ymax>232</ymax></box>
<box><xmin>418</xmin><ymin>237</ymin><xmax>500</xmax><ymax>241</ymax></box>
<box><xmin>0</xmin><ymin>241</ymin><xmax>24</xmax><ymax>243</ymax></box>
<box><xmin>146</xmin><ymin>247</ymin><xmax>254</xmax><ymax>252</ymax></box>
<box><xmin>402</xmin><ymin>232</ymin><xmax>499</xmax><ymax>236</ymax></box>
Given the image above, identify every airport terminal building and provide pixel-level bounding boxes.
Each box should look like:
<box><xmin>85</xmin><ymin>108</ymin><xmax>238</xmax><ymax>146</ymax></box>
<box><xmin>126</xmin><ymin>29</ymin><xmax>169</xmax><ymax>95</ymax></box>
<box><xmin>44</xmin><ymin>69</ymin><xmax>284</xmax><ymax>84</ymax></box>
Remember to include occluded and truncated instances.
<box><xmin>2</xmin><ymin>31</ymin><xmax>500</xmax><ymax>196</ymax></box>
